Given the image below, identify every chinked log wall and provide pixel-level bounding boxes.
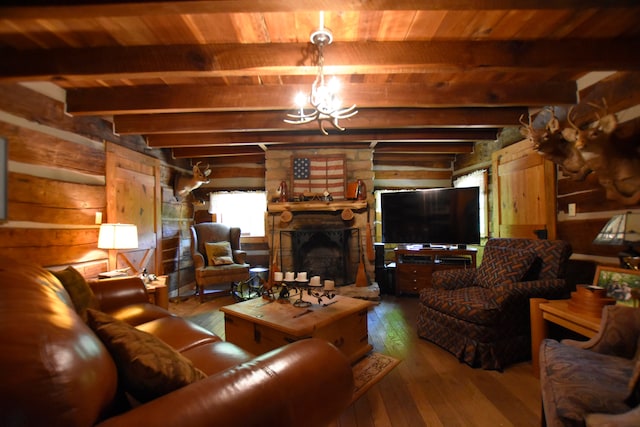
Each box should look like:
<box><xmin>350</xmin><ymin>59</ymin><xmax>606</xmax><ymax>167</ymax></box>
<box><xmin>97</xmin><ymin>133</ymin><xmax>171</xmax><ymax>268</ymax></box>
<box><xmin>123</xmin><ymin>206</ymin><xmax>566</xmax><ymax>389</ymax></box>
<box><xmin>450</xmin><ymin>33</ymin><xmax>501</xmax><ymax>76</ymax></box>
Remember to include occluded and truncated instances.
<box><xmin>0</xmin><ymin>83</ymin><xmax>194</xmax><ymax>293</ymax></box>
<box><xmin>555</xmin><ymin>72</ymin><xmax>640</xmax><ymax>264</ymax></box>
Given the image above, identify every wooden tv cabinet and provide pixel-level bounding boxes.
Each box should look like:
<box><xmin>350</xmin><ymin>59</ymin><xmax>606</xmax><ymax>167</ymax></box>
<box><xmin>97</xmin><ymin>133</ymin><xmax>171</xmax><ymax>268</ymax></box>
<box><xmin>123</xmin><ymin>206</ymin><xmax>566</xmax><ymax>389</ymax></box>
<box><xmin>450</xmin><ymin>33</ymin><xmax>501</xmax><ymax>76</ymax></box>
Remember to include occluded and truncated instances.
<box><xmin>394</xmin><ymin>247</ymin><xmax>477</xmax><ymax>295</ymax></box>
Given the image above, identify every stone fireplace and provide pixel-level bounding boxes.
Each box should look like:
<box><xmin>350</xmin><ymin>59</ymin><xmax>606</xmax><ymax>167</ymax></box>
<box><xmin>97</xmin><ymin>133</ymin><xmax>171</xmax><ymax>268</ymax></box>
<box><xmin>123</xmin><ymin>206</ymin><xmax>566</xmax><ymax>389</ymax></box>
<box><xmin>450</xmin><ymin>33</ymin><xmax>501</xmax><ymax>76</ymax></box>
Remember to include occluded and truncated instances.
<box><xmin>284</xmin><ymin>226</ymin><xmax>360</xmax><ymax>286</ymax></box>
<box><xmin>265</xmin><ymin>148</ymin><xmax>375</xmax><ymax>287</ymax></box>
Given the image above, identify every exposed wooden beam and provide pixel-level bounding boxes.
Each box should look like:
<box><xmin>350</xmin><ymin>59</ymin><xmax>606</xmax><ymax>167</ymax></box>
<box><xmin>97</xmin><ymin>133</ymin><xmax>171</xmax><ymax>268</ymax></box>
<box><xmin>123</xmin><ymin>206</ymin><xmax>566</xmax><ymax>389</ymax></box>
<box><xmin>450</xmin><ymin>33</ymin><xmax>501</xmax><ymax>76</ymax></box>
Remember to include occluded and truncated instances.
<box><xmin>4</xmin><ymin>40</ymin><xmax>639</xmax><ymax>82</ymax></box>
<box><xmin>172</xmin><ymin>146</ymin><xmax>265</xmax><ymax>158</ymax></box>
<box><xmin>115</xmin><ymin>108</ymin><xmax>527</xmax><ymax>134</ymax></box>
<box><xmin>374</xmin><ymin>142</ymin><xmax>474</xmax><ymax>154</ymax></box>
<box><xmin>146</xmin><ymin>129</ymin><xmax>497</xmax><ymax>147</ymax></box>
<box><xmin>199</xmin><ymin>155</ymin><xmax>266</xmax><ymax>165</ymax></box>
<box><xmin>67</xmin><ymin>82</ymin><xmax>576</xmax><ymax>115</ymax></box>
<box><xmin>2</xmin><ymin>1</ymin><xmax>633</xmax><ymax>19</ymax></box>
<box><xmin>374</xmin><ymin>153</ymin><xmax>455</xmax><ymax>168</ymax></box>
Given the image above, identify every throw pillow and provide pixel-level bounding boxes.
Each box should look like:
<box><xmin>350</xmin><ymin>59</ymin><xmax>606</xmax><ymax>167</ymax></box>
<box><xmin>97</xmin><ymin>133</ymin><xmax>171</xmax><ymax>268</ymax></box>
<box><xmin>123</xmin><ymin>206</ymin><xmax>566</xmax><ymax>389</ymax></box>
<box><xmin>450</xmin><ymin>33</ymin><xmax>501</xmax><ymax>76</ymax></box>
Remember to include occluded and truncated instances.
<box><xmin>476</xmin><ymin>246</ymin><xmax>537</xmax><ymax>288</ymax></box>
<box><xmin>205</xmin><ymin>241</ymin><xmax>234</xmax><ymax>266</ymax></box>
<box><xmin>51</xmin><ymin>266</ymin><xmax>98</xmax><ymax>318</ymax></box>
<box><xmin>86</xmin><ymin>309</ymin><xmax>207</xmax><ymax>403</ymax></box>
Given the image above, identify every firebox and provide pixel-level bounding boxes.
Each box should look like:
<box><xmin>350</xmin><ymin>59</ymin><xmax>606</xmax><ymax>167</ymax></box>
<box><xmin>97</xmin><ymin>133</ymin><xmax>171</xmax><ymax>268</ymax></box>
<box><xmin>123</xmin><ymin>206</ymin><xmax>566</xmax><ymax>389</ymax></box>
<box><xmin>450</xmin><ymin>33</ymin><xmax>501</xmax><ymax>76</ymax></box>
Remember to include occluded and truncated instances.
<box><xmin>280</xmin><ymin>228</ymin><xmax>359</xmax><ymax>286</ymax></box>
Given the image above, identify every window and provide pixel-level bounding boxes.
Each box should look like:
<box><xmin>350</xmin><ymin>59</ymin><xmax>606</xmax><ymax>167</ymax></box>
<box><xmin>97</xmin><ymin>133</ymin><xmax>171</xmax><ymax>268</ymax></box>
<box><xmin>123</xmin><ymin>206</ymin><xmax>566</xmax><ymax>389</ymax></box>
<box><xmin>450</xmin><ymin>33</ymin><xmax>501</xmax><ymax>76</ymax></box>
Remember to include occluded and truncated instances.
<box><xmin>209</xmin><ymin>191</ymin><xmax>267</xmax><ymax>237</ymax></box>
<box><xmin>454</xmin><ymin>169</ymin><xmax>488</xmax><ymax>238</ymax></box>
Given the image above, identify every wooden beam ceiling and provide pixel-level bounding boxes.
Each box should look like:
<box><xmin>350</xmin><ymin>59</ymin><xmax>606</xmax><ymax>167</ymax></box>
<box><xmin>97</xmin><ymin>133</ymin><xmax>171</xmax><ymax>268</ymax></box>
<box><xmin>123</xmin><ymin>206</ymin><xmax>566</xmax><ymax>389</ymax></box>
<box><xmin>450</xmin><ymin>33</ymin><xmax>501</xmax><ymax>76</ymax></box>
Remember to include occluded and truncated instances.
<box><xmin>4</xmin><ymin>40</ymin><xmax>639</xmax><ymax>83</ymax></box>
<box><xmin>114</xmin><ymin>108</ymin><xmax>525</xmax><ymax>134</ymax></box>
<box><xmin>3</xmin><ymin>1</ymin><xmax>640</xmax><ymax>162</ymax></box>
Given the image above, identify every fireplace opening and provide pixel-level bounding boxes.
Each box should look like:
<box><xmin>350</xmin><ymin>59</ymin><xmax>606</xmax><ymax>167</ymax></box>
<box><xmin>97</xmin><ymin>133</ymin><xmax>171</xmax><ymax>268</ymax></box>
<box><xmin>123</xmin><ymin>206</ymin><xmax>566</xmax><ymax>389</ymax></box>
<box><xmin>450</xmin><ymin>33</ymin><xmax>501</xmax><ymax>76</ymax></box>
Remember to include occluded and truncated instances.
<box><xmin>282</xmin><ymin>228</ymin><xmax>359</xmax><ymax>286</ymax></box>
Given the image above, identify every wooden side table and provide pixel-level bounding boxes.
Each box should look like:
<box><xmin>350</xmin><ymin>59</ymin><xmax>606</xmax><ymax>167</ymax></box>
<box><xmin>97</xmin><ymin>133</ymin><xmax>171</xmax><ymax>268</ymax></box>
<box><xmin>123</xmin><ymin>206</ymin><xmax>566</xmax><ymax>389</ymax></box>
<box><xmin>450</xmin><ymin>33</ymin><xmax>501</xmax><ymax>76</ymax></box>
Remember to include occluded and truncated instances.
<box><xmin>530</xmin><ymin>298</ymin><xmax>602</xmax><ymax>377</ymax></box>
<box><xmin>145</xmin><ymin>276</ymin><xmax>169</xmax><ymax>310</ymax></box>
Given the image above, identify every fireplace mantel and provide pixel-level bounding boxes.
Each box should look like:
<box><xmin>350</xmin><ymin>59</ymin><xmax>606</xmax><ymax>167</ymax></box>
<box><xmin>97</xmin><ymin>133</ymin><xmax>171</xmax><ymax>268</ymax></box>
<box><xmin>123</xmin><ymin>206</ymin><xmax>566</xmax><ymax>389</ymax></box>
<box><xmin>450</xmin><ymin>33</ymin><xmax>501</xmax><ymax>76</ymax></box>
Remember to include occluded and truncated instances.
<box><xmin>268</xmin><ymin>200</ymin><xmax>367</xmax><ymax>213</ymax></box>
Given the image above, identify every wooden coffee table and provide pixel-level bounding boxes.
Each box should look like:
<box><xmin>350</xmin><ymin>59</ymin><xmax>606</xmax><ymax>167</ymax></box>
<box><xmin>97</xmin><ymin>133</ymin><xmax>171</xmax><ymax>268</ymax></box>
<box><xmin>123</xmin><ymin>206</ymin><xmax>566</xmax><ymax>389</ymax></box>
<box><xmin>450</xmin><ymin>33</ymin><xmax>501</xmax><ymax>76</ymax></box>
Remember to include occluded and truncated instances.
<box><xmin>220</xmin><ymin>293</ymin><xmax>373</xmax><ymax>364</ymax></box>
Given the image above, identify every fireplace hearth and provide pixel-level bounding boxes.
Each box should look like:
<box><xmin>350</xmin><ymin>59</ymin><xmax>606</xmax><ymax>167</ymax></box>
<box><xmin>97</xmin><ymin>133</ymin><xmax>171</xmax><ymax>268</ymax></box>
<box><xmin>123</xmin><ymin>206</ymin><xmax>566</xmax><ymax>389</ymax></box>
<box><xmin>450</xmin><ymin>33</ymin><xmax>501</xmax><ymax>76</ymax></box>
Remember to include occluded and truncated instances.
<box><xmin>280</xmin><ymin>227</ymin><xmax>359</xmax><ymax>286</ymax></box>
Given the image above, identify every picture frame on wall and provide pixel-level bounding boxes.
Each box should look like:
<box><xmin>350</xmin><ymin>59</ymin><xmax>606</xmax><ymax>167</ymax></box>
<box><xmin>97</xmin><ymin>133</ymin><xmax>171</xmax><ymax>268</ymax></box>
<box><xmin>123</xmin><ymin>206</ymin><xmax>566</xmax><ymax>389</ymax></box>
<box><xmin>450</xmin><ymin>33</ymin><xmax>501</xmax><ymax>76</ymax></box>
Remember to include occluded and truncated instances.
<box><xmin>0</xmin><ymin>137</ymin><xmax>6</xmax><ymax>223</ymax></box>
<box><xmin>594</xmin><ymin>265</ymin><xmax>640</xmax><ymax>306</ymax></box>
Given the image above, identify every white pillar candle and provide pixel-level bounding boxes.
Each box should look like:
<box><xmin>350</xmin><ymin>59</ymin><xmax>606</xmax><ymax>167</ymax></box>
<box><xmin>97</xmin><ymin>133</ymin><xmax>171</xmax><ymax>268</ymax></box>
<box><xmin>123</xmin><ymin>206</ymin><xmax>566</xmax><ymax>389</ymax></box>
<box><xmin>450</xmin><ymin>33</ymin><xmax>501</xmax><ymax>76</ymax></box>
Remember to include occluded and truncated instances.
<box><xmin>273</xmin><ymin>271</ymin><xmax>283</xmax><ymax>282</ymax></box>
<box><xmin>324</xmin><ymin>280</ymin><xmax>335</xmax><ymax>290</ymax></box>
<box><xmin>310</xmin><ymin>275</ymin><xmax>321</xmax><ymax>286</ymax></box>
<box><xmin>296</xmin><ymin>272</ymin><xmax>307</xmax><ymax>281</ymax></box>
<box><xmin>284</xmin><ymin>271</ymin><xmax>295</xmax><ymax>281</ymax></box>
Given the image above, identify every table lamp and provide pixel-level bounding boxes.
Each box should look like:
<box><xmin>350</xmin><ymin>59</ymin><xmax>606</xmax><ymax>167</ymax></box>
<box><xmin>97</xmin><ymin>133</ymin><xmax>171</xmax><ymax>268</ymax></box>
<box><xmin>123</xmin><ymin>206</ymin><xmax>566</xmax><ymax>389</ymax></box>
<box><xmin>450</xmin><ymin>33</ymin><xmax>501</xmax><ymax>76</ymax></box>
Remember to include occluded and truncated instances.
<box><xmin>592</xmin><ymin>212</ymin><xmax>640</xmax><ymax>269</ymax></box>
<box><xmin>98</xmin><ymin>223</ymin><xmax>139</xmax><ymax>273</ymax></box>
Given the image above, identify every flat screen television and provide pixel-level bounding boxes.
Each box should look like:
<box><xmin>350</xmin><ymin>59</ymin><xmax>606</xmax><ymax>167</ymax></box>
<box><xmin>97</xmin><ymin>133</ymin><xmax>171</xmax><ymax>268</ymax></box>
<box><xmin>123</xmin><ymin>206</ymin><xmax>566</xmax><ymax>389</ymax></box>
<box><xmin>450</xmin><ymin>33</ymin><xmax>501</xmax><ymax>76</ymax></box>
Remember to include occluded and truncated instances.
<box><xmin>381</xmin><ymin>187</ymin><xmax>480</xmax><ymax>245</ymax></box>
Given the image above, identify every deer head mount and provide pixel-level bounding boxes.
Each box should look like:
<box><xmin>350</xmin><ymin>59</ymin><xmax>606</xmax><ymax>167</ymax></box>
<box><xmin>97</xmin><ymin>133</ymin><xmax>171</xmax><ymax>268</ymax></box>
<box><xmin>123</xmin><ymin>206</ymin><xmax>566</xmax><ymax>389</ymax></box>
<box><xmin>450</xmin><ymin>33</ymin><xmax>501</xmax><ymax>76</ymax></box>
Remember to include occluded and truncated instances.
<box><xmin>519</xmin><ymin>107</ymin><xmax>591</xmax><ymax>181</ymax></box>
<box><xmin>520</xmin><ymin>100</ymin><xmax>640</xmax><ymax>205</ymax></box>
<box><xmin>173</xmin><ymin>162</ymin><xmax>211</xmax><ymax>200</ymax></box>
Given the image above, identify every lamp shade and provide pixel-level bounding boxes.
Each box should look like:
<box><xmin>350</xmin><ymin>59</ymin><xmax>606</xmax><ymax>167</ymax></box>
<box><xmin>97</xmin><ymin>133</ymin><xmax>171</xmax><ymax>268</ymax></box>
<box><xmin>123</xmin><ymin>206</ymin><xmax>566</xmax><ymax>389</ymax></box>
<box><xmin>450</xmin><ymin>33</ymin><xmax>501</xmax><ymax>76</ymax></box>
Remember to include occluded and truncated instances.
<box><xmin>98</xmin><ymin>223</ymin><xmax>139</xmax><ymax>249</ymax></box>
<box><xmin>593</xmin><ymin>212</ymin><xmax>640</xmax><ymax>246</ymax></box>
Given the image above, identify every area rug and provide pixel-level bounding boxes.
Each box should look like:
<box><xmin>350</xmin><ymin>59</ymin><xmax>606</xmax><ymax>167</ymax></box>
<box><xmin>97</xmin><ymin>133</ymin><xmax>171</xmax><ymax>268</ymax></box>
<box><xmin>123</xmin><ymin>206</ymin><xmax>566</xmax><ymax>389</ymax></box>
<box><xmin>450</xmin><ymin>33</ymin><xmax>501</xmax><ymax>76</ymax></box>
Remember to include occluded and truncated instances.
<box><xmin>350</xmin><ymin>352</ymin><xmax>400</xmax><ymax>404</ymax></box>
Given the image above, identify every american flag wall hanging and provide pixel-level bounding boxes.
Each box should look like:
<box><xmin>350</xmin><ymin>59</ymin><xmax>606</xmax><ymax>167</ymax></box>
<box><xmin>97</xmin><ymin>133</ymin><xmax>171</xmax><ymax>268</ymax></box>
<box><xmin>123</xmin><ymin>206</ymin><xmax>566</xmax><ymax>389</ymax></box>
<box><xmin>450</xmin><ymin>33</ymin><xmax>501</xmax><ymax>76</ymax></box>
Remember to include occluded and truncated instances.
<box><xmin>291</xmin><ymin>155</ymin><xmax>346</xmax><ymax>199</ymax></box>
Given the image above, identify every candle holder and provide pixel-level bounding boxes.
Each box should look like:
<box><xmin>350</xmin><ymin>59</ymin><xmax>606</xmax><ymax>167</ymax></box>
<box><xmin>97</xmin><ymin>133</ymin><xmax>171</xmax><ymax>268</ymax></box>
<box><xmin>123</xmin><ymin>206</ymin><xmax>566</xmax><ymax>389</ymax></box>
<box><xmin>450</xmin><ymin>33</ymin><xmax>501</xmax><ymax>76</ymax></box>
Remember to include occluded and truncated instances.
<box><xmin>290</xmin><ymin>280</ymin><xmax>312</xmax><ymax>307</ymax></box>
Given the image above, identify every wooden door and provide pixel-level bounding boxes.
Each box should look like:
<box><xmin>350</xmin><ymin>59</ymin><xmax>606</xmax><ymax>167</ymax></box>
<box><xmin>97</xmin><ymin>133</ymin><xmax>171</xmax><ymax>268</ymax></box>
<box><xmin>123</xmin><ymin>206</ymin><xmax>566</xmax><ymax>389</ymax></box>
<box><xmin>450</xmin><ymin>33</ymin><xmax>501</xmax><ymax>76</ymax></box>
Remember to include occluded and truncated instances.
<box><xmin>105</xmin><ymin>142</ymin><xmax>162</xmax><ymax>274</ymax></box>
<box><xmin>491</xmin><ymin>138</ymin><xmax>557</xmax><ymax>239</ymax></box>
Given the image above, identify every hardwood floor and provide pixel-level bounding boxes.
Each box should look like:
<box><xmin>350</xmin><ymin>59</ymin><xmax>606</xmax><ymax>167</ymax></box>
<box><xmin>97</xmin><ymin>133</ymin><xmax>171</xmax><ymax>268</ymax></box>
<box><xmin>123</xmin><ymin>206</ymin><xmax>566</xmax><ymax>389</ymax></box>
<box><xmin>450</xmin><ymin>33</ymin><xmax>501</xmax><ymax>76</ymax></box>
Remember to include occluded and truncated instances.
<box><xmin>170</xmin><ymin>294</ymin><xmax>542</xmax><ymax>427</ymax></box>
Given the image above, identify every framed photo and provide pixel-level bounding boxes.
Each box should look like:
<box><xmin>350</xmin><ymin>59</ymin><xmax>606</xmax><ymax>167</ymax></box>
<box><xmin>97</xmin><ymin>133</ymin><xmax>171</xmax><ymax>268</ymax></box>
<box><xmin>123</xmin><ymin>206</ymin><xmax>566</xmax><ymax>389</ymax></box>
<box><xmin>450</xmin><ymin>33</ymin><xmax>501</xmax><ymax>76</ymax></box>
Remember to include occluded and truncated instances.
<box><xmin>594</xmin><ymin>265</ymin><xmax>640</xmax><ymax>305</ymax></box>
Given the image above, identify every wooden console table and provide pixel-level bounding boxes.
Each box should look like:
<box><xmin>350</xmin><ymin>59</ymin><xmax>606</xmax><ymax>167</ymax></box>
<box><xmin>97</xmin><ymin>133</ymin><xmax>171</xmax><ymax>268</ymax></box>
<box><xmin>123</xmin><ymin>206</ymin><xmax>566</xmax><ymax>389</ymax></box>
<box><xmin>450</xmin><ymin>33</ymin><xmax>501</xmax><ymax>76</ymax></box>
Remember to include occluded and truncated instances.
<box><xmin>394</xmin><ymin>247</ymin><xmax>476</xmax><ymax>295</ymax></box>
<box><xmin>530</xmin><ymin>298</ymin><xmax>602</xmax><ymax>377</ymax></box>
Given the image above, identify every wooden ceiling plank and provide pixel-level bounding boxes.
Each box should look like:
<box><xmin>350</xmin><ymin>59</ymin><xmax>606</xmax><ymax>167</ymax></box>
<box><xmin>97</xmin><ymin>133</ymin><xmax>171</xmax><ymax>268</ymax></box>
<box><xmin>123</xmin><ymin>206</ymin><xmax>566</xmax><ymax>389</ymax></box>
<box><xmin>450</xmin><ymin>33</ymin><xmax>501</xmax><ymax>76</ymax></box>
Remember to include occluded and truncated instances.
<box><xmin>146</xmin><ymin>128</ymin><xmax>497</xmax><ymax>147</ymax></box>
<box><xmin>3</xmin><ymin>40</ymin><xmax>639</xmax><ymax>82</ymax></box>
<box><xmin>2</xmin><ymin>1</ymin><xmax>635</xmax><ymax>20</ymax></box>
<box><xmin>115</xmin><ymin>107</ymin><xmax>526</xmax><ymax>134</ymax></box>
<box><xmin>66</xmin><ymin>81</ymin><xmax>576</xmax><ymax>115</ymax></box>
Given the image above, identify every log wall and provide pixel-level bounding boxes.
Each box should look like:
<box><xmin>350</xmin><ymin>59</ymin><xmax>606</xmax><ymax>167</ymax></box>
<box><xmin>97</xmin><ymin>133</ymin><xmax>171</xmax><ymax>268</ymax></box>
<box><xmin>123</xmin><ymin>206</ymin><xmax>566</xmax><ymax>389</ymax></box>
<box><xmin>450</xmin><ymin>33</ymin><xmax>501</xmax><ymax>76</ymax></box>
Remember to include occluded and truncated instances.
<box><xmin>0</xmin><ymin>83</ymin><xmax>194</xmax><ymax>293</ymax></box>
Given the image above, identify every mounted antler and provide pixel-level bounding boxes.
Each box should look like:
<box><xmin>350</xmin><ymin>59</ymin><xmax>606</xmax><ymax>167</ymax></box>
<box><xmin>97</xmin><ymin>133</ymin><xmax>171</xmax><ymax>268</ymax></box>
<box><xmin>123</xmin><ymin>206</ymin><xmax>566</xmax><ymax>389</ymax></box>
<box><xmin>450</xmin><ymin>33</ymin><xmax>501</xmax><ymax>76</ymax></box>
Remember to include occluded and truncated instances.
<box><xmin>522</xmin><ymin>107</ymin><xmax>591</xmax><ymax>180</ymax></box>
<box><xmin>173</xmin><ymin>161</ymin><xmax>212</xmax><ymax>199</ymax></box>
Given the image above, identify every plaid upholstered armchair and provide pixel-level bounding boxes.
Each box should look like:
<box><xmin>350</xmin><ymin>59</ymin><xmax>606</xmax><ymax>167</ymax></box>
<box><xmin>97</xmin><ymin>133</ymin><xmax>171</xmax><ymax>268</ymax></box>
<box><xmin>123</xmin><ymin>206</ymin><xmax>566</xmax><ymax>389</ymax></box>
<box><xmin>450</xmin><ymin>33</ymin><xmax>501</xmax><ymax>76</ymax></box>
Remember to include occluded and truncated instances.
<box><xmin>417</xmin><ymin>238</ymin><xmax>572</xmax><ymax>370</ymax></box>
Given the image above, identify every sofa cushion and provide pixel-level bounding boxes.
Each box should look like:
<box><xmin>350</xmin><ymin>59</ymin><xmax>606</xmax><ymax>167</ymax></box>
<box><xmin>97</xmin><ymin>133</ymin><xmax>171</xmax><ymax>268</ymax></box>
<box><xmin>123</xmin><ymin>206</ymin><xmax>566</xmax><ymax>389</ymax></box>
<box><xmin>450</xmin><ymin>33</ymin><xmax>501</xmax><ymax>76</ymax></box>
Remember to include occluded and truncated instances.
<box><xmin>540</xmin><ymin>339</ymin><xmax>633</xmax><ymax>424</ymax></box>
<box><xmin>51</xmin><ymin>266</ymin><xmax>98</xmax><ymax>319</ymax></box>
<box><xmin>205</xmin><ymin>241</ymin><xmax>234</xmax><ymax>265</ymax></box>
<box><xmin>476</xmin><ymin>246</ymin><xmax>536</xmax><ymax>288</ymax></box>
<box><xmin>420</xmin><ymin>286</ymin><xmax>500</xmax><ymax>326</ymax></box>
<box><xmin>86</xmin><ymin>309</ymin><xmax>207</xmax><ymax>403</ymax></box>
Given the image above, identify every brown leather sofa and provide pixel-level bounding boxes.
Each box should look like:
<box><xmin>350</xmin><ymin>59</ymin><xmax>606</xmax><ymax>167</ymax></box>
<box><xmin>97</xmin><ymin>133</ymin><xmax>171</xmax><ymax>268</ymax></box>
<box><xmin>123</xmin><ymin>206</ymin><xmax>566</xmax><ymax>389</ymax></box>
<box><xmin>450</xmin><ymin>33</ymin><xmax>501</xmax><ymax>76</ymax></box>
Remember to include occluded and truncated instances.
<box><xmin>0</xmin><ymin>259</ymin><xmax>354</xmax><ymax>427</ymax></box>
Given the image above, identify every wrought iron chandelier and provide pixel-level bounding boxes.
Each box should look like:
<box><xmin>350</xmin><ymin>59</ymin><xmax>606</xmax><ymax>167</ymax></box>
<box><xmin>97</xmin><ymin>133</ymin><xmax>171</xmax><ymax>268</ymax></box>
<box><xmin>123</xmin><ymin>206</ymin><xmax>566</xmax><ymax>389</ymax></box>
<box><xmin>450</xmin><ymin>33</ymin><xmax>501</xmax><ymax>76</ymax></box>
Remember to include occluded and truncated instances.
<box><xmin>284</xmin><ymin>12</ymin><xmax>358</xmax><ymax>135</ymax></box>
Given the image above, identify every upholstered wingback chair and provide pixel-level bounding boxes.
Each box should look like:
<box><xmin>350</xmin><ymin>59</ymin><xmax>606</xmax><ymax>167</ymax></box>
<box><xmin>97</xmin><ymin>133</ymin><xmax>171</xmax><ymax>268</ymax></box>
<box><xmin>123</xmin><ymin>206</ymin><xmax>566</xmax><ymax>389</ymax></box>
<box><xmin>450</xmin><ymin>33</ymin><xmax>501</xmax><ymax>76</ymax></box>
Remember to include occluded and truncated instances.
<box><xmin>540</xmin><ymin>304</ymin><xmax>640</xmax><ymax>427</ymax></box>
<box><xmin>417</xmin><ymin>238</ymin><xmax>572</xmax><ymax>370</ymax></box>
<box><xmin>190</xmin><ymin>222</ymin><xmax>250</xmax><ymax>302</ymax></box>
